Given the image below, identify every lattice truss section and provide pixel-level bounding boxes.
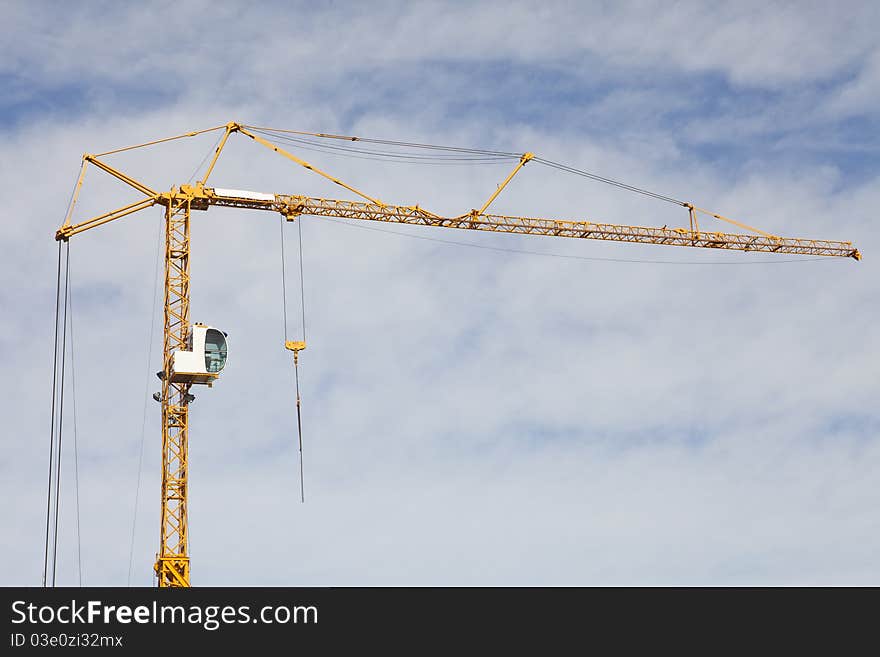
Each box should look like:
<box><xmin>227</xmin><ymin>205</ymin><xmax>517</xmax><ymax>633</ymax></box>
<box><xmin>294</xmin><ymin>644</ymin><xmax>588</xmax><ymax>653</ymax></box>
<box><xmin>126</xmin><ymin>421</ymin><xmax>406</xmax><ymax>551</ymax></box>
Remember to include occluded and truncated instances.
<box><xmin>156</xmin><ymin>198</ymin><xmax>192</xmax><ymax>588</ymax></box>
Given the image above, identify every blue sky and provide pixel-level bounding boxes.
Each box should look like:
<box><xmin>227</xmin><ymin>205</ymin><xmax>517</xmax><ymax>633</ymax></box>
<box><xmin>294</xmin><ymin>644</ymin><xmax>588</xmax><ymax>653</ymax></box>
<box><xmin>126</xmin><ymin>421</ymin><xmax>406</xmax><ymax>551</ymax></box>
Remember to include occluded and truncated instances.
<box><xmin>1</xmin><ymin>1</ymin><xmax>878</xmax><ymax>586</ymax></box>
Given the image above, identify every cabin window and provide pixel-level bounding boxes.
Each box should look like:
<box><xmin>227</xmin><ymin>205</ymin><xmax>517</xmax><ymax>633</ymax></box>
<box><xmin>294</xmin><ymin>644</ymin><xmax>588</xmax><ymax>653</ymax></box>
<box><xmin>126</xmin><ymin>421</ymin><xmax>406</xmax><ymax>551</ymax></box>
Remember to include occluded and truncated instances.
<box><xmin>204</xmin><ymin>329</ymin><xmax>228</xmax><ymax>373</ymax></box>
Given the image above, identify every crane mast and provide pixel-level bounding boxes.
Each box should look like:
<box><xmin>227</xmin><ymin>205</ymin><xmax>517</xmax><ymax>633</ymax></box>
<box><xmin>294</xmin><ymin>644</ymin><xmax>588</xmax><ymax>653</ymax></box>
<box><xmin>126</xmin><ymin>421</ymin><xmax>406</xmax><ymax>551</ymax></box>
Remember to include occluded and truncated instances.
<box><xmin>156</xmin><ymin>196</ymin><xmax>193</xmax><ymax>587</ymax></box>
<box><xmin>53</xmin><ymin>121</ymin><xmax>861</xmax><ymax>587</ymax></box>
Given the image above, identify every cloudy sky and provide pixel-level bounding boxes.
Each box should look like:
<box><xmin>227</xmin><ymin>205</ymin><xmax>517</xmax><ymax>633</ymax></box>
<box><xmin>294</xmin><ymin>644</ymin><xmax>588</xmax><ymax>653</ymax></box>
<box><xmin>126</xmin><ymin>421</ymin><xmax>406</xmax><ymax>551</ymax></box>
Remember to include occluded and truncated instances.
<box><xmin>2</xmin><ymin>1</ymin><xmax>878</xmax><ymax>586</ymax></box>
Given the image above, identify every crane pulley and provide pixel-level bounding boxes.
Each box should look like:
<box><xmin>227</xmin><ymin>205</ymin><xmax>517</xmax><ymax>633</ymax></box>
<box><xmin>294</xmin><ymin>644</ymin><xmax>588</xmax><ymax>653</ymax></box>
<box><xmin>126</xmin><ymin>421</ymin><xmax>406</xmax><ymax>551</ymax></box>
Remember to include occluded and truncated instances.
<box><xmin>50</xmin><ymin>120</ymin><xmax>861</xmax><ymax>588</ymax></box>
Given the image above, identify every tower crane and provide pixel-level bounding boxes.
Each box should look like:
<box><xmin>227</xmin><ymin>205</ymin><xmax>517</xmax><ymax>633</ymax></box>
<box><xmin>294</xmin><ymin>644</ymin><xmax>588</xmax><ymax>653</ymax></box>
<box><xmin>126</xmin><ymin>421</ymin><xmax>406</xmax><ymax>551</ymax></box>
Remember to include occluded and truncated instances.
<box><xmin>51</xmin><ymin>121</ymin><xmax>861</xmax><ymax>588</ymax></box>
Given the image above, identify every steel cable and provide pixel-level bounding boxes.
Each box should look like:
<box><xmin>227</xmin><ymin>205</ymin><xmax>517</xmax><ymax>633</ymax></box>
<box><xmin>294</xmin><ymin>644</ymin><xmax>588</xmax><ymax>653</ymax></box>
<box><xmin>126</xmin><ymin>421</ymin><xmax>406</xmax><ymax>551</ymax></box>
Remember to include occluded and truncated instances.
<box><xmin>533</xmin><ymin>157</ymin><xmax>686</xmax><ymax>205</ymax></box>
<box><xmin>43</xmin><ymin>241</ymin><xmax>63</xmax><ymax>587</ymax></box>
<box><xmin>244</xmin><ymin>125</ymin><xmax>520</xmax><ymax>157</ymax></box>
<box><xmin>66</xmin><ymin>251</ymin><xmax>83</xmax><ymax>586</ymax></box>
<box><xmin>127</xmin><ymin>214</ymin><xmax>163</xmax><ymax>586</ymax></box>
<box><xmin>51</xmin><ymin>241</ymin><xmax>71</xmax><ymax>586</ymax></box>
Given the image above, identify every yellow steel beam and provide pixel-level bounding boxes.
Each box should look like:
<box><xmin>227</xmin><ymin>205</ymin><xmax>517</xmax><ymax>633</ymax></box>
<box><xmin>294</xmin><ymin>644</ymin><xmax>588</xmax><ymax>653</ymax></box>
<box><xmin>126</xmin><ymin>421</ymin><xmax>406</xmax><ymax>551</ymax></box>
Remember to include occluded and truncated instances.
<box><xmin>59</xmin><ymin>159</ymin><xmax>90</xmax><ymax>234</ymax></box>
<box><xmin>55</xmin><ymin>197</ymin><xmax>158</xmax><ymax>241</ymax></box>
<box><xmin>85</xmin><ymin>155</ymin><xmax>158</xmax><ymax>198</ymax></box>
<box><xmin>198</xmin><ymin>122</ymin><xmax>237</xmax><ymax>187</ymax></box>
<box><xmin>477</xmin><ymin>152</ymin><xmax>534</xmax><ymax>215</ymax></box>
<box><xmin>691</xmin><ymin>204</ymin><xmax>777</xmax><ymax>239</ymax></box>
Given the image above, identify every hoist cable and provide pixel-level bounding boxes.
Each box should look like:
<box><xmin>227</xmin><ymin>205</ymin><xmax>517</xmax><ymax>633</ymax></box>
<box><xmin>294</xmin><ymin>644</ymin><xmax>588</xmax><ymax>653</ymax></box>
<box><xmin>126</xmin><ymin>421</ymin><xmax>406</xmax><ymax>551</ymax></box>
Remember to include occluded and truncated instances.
<box><xmin>281</xmin><ymin>217</ymin><xmax>306</xmax><ymax>503</ymax></box>
<box><xmin>43</xmin><ymin>241</ymin><xmax>63</xmax><ymax>587</ymax></box>
<box><xmin>296</xmin><ymin>218</ymin><xmax>307</xmax><ymax>504</ymax></box>
<box><xmin>297</xmin><ymin>218</ymin><xmax>307</xmax><ymax>343</ymax></box>
<box><xmin>294</xmin><ymin>357</ymin><xmax>305</xmax><ymax>505</ymax></box>
<box><xmin>127</xmin><ymin>214</ymin><xmax>163</xmax><ymax>586</ymax></box>
<box><xmin>44</xmin><ymin>169</ymin><xmax>84</xmax><ymax>587</ymax></box>
<box><xmin>66</xmin><ymin>251</ymin><xmax>83</xmax><ymax>586</ymax></box>
<box><xmin>280</xmin><ymin>216</ymin><xmax>289</xmax><ymax>343</ymax></box>
<box><xmin>51</xmin><ymin>241</ymin><xmax>71</xmax><ymax>586</ymax></box>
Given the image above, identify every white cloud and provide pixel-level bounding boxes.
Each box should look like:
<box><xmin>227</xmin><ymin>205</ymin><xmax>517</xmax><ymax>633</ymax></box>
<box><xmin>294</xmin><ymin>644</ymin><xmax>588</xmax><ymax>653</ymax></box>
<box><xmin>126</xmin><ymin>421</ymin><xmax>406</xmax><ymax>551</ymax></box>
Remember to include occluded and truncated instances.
<box><xmin>823</xmin><ymin>48</ymin><xmax>880</xmax><ymax>118</ymax></box>
<box><xmin>0</xmin><ymin>1</ymin><xmax>877</xmax><ymax>586</ymax></box>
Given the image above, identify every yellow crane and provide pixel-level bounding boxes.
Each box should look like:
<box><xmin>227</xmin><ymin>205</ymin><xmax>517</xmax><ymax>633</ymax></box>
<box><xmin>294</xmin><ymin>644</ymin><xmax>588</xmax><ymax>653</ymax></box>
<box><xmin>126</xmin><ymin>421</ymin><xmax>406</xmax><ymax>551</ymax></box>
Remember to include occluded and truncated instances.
<box><xmin>53</xmin><ymin>121</ymin><xmax>861</xmax><ymax>587</ymax></box>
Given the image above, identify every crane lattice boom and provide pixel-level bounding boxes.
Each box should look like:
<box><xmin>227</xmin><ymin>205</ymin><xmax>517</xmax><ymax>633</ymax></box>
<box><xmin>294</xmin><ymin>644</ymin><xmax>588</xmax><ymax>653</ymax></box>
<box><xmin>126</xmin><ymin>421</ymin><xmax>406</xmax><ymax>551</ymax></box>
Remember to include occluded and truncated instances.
<box><xmin>201</xmin><ymin>191</ymin><xmax>859</xmax><ymax>259</ymax></box>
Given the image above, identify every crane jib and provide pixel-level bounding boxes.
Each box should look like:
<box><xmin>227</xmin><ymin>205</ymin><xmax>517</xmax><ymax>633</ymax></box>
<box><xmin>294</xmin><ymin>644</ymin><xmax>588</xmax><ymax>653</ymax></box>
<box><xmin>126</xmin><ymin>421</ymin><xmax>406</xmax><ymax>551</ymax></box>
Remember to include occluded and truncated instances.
<box><xmin>199</xmin><ymin>191</ymin><xmax>861</xmax><ymax>260</ymax></box>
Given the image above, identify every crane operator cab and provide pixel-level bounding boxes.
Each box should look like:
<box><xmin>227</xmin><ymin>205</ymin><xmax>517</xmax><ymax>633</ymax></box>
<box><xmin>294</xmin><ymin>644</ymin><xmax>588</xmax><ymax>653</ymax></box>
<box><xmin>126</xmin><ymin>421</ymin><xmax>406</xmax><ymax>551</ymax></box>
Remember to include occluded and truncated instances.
<box><xmin>170</xmin><ymin>323</ymin><xmax>228</xmax><ymax>386</ymax></box>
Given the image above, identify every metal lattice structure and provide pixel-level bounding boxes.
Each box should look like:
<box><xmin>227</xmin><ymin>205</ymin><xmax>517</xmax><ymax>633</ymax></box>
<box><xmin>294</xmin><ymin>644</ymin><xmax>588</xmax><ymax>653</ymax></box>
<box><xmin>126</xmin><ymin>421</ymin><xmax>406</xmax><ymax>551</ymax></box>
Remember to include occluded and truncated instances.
<box><xmin>156</xmin><ymin>197</ymin><xmax>192</xmax><ymax>587</ymax></box>
<box><xmin>206</xmin><ymin>194</ymin><xmax>860</xmax><ymax>259</ymax></box>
